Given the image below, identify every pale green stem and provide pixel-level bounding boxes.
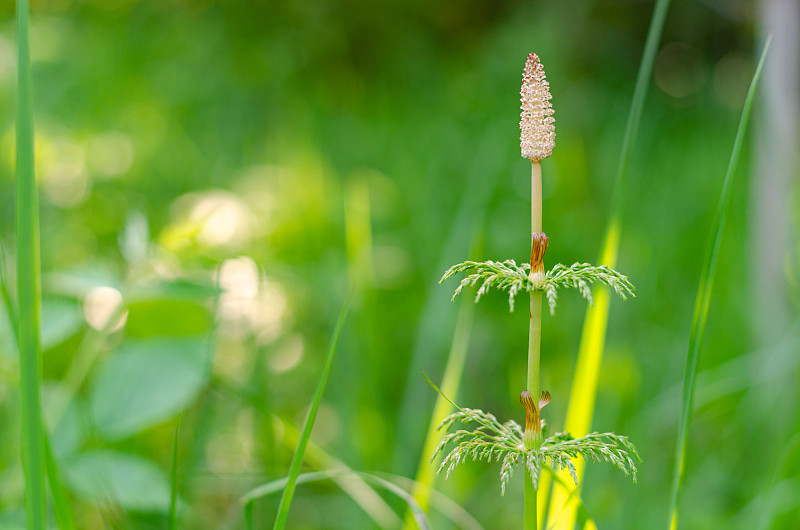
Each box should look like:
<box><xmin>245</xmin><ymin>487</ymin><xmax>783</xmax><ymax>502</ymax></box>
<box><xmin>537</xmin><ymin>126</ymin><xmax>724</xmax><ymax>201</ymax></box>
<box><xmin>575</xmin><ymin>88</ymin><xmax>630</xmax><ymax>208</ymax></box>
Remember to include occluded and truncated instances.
<box><xmin>524</xmin><ymin>476</ymin><xmax>538</xmax><ymax>530</ymax></box>
<box><xmin>531</xmin><ymin>162</ymin><xmax>542</xmax><ymax>233</ymax></box>
<box><xmin>525</xmin><ymin>160</ymin><xmax>544</xmax><ymax>530</ymax></box>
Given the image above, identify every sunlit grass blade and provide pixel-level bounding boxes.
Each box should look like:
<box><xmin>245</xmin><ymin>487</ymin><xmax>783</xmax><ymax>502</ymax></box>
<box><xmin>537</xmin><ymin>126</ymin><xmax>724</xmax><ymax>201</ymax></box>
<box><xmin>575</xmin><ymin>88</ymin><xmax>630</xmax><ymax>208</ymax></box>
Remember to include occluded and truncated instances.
<box><xmin>244</xmin><ymin>470</ymin><xmax>430</xmax><ymax>530</ymax></box>
<box><xmin>541</xmin><ymin>467</ymin><xmax>597</xmax><ymax>530</ymax></box>
<box><xmin>16</xmin><ymin>0</ymin><xmax>47</xmax><ymax>528</ymax></box>
<box><xmin>169</xmin><ymin>415</ymin><xmax>182</xmax><ymax>530</ymax></box>
<box><xmin>667</xmin><ymin>36</ymin><xmax>771</xmax><ymax>530</ymax></box>
<box><xmin>541</xmin><ymin>0</ymin><xmax>672</xmax><ymax>527</ymax></box>
<box><xmin>44</xmin><ymin>432</ymin><xmax>77</xmax><ymax>530</ymax></box>
<box><xmin>405</xmin><ymin>294</ymin><xmax>474</xmax><ymax>527</ymax></box>
<box><xmin>271</xmin><ymin>293</ymin><xmax>351</xmax><ymax>530</ymax></box>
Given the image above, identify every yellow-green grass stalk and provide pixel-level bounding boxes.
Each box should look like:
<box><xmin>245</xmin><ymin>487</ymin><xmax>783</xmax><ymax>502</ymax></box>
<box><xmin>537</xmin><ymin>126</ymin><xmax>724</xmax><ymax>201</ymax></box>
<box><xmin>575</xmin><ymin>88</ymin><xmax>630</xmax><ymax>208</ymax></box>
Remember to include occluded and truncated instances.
<box><xmin>541</xmin><ymin>0</ymin><xmax>672</xmax><ymax>526</ymax></box>
<box><xmin>667</xmin><ymin>37</ymin><xmax>771</xmax><ymax>530</ymax></box>
<box><xmin>16</xmin><ymin>0</ymin><xmax>47</xmax><ymax>527</ymax></box>
<box><xmin>406</xmin><ymin>294</ymin><xmax>474</xmax><ymax>527</ymax></box>
<box><xmin>271</xmin><ymin>294</ymin><xmax>351</xmax><ymax>530</ymax></box>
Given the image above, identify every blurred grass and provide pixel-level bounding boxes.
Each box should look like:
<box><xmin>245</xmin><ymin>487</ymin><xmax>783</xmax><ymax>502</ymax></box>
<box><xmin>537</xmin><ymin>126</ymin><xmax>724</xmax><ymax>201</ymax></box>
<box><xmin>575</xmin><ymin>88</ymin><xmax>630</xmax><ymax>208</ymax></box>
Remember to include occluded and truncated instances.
<box><xmin>0</xmin><ymin>1</ymin><xmax>795</xmax><ymax>528</ymax></box>
<box><xmin>668</xmin><ymin>37</ymin><xmax>771</xmax><ymax>530</ymax></box>
<box><xmin>542</xmin><ymin>0</ymin><xmax>671</xmax><ymax>526</ymax></box>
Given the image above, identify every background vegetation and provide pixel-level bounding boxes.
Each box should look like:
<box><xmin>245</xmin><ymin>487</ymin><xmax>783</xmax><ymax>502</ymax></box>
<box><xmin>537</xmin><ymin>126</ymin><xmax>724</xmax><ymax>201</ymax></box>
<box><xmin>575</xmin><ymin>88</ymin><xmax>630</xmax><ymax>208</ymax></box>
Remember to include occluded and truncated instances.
<box><xmin>0</xmin><ymin>0</ymin><xmax>797</xmax><ymax>528</ymax></box>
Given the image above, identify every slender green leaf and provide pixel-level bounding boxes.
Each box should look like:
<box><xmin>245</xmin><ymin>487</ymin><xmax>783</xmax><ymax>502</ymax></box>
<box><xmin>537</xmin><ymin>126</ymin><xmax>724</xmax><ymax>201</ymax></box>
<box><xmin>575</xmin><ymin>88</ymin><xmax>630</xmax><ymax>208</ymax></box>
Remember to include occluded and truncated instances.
<box><xmin>16</xmin><ymin>0</ymin><xmax>46</xmax><ymax>527</ymax></box>
<box><xmin>542</xmin><ymin>0</ymin><xmax>672</xmax><ymax>527</ymax></box>
<box><xmin>667</xmin><ymin>36</ymin><xmax>772</xmax><ymax>530</ymax></box>
<box><xmin>168</xmin><ymin>415</ymin><xmax>182</xmax><ymax>530</ymax></box>
<box><xmin>272</xmin><ymin>293</ymin><xmax>352</xmax><ymax>530</ymax></box>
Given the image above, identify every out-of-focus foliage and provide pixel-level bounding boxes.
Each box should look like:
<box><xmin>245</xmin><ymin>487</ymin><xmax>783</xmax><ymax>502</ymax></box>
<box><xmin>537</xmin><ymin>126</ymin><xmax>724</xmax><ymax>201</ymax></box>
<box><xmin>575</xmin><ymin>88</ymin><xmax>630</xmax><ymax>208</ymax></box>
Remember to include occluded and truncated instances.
<box><xmin>0</xmin><ymin>0</ymin><xmax>797</xmax><ymax>528</ymax></box>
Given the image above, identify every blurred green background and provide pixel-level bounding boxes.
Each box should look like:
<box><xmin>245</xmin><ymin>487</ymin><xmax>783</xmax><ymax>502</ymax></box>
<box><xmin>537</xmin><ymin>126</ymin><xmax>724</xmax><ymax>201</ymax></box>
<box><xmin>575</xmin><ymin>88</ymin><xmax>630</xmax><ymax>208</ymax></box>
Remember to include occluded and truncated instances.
<box><xmin>0</xmin><ymin>0</ymin><xmax>798</xmax><ymax>528</ymax></box>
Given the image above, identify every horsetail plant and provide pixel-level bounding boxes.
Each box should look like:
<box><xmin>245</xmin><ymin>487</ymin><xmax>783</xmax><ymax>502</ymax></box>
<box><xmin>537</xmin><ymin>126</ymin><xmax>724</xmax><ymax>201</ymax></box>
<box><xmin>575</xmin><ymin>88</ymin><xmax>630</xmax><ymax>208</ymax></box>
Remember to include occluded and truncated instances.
<box><xmin>434</xmin><ymin>53</ymin><xmax>640</xmax><ymax>529</ymax></box>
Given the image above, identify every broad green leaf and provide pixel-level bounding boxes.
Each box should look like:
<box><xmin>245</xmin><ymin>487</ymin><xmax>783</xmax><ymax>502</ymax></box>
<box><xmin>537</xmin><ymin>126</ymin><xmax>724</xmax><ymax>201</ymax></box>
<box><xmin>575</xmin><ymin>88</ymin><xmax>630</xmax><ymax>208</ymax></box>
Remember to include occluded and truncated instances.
<box><xmin>41</xmin><ymin>298</ymin><xmax>84</xmax><ymax>351</ymax></box>
<box><xmin>90</xmin><ymin>338</ymin><xmax>211</xmax><ymax>439</ymax></box>
<box><xmin>64</xmin><ymin>450</ymin><xmax>171</xmax><ymax>513</ymax></box>
<box><xmin>125</xmin><ymin>299</ymin><xmax>211</xmax><ymax>338</ymax></box>
<box><xmin>43</xmin><ymin>383</ymin><xmax>85</xmax><ymax>459</ymax></box>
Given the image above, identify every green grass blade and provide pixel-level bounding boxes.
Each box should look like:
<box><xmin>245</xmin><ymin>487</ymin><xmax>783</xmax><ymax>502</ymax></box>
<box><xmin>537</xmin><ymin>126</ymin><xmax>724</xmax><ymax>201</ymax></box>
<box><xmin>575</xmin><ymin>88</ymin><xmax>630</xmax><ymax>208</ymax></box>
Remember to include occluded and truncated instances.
<box><xmin>272</xmin><ymin>293</ymin><xmax>352</xmax><ymax>530</ymax></box>
<box><xmin>44</xmin><ymin>432</ymin><xmax>77</xmax><ymax>530</ymax></box>
<box><xmin>245</xmin><ymin>470</ymin><xmax>430</xmax><ymax>530</ymax></box>
<box><xmin>16</xmin><ymin>0</ymin><xmax>47</xmax><ymax>528</ymax></box>
<box><xmin>667</xmin><ymin>36</ymin><xmax>772</xmax><ymax>530</ymax></box>
<box><xmin>3</xmin><ymin>246</ymin><xmax>74</xmax><ymax>530</ymax></box>
<box><xmin>169</xmin><ymin>415</ymin><xmax>182</xmax><ymax>530</ymax></box>
<box><xmin>542</xmin><ymin>0</ymin><xmax>672</xmax><ymax>527</ymax></box>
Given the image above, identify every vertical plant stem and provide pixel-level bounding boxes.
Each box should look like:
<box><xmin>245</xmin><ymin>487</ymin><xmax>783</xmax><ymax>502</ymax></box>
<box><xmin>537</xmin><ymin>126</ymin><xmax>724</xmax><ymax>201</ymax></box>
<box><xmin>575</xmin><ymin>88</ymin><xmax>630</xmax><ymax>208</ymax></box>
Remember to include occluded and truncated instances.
<box><xmin>531</xmin><ymin>162</ymin><xmax>542</xmax><ymax>234</ymax></box>
<box><xmin>527</xmin><ymin>294</ymin><xmax>542</xmax><ymax>407</ymax></box>
<box><xmin>16</xmin><ymin>0</ymin><xmax>47</xmax><ymax>528</ymax></box>
<box><xmin>524</xmin><ymin>160</ymin><xmax>544</xmax><ymax>530</ymax></box>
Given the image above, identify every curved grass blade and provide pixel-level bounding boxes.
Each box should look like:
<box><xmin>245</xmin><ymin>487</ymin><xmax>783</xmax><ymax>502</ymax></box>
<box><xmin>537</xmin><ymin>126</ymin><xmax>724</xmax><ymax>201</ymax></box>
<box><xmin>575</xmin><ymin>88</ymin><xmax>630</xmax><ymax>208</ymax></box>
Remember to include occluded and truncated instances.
<box><xmin>379</xmin><ymin>472</ymin><xmax>484</xmax><ymax>530</ymax></box>
<box><xmin>168</xmin><ymin>415</ymin><xmax>182</xmax><ymax>530</ymax></box>
<box><xmin>272</xmin><ymin>293</ymin><xmax>352</xmax><ymax>530</ymax></box>
<box><xmin>212</xmin><ymin>373</ymin><xmax>401</xmax><ymax>529</ymax></box>
<box><xmin>667</xmin><ymin>36</ymin><xmax>772</xmax><ymax>530</ymax></box>
<box><xmin>542</xmin><ymin>1</ymin><xmax>673</xmax><ymax>527</ymax></box>
<box><xmin>275</xmin><ymin>413</ymin><xmax>401</xmax><ymax>528</ymax></box>
<box><xmin>16</xmin><ymin>0</ymin><xmax>47</xmax><ymax>526</ymax></box>
<box><xmin>244</xmin><ymin>470</ymin><xmax>430</xmax><ymax>530</ymax></box>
